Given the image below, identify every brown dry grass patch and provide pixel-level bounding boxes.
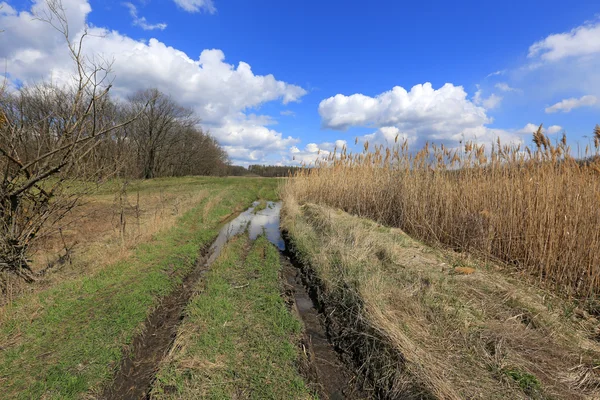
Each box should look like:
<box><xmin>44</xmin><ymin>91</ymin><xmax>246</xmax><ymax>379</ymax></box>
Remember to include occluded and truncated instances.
<box><xmin>282</xmin><ymin>197</ymin><xmax>600</xmax><ymax>399</ymax></box>
<box><xmin>0</xmin><ymin>178</ymin><xmax>210</xmax><ymax>305</ymax></box>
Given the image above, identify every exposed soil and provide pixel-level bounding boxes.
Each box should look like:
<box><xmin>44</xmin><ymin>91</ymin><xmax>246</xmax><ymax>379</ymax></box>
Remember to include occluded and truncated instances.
<box><xmin>99</xmin><ymin>246</ymin><xmax>212</xmax><ymax>400</ymax></box>
<box><xmin>281</xmin><ymin>253</ymin><xmax>369</xmax><ymax>399</ymax></box>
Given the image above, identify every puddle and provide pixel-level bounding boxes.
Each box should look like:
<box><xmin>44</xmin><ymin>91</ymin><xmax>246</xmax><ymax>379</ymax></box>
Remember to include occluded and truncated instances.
<box><xmin>206</xmin><ymin>201</ymin><xmax>284</xmax><ymax>264</ymax></box>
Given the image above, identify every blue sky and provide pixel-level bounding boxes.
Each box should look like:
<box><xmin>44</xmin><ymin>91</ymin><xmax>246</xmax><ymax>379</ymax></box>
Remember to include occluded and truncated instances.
<box><xmin>1</xmin><ymin>0</ymin><xmax>600</xmax><ymax>164</ymax></box>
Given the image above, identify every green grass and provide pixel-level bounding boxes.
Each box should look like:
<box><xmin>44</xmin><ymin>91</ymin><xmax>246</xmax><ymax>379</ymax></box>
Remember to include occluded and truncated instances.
<box><xmin>503</xmin><ymin>368</ymin><xmax>542</xmax><ymax>397</ymax></box>
<box><xmin>0</xmin><ymin>177</ymin><xmax>279</xmax><ymax>399</ymax></box>
<box><xmin>252</xmin><ymin>199</ymin><xmax>268</xmax><ymax>213</ymax></box>
<box><xmin>151</xmin><ymin>235</ymin><xmax>314</xmax><ymax>400</ymax></box>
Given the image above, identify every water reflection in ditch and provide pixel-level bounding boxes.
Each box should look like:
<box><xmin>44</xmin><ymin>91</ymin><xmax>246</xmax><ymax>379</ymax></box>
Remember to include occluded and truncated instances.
<box><xmin>205</xmin><ymin>201</ymin><xmax>285</xmax><ymax>265</ymax></box>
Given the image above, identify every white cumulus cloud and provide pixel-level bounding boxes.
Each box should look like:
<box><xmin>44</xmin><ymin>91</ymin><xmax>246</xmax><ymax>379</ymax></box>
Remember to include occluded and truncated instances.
<box><xmin>318</xmin><ymin>82</ymin><xmax>512</xmax><ymax>148</ymax></box>
<box><xmin>0</xmin><ymin>0</ymin><xmax>307</xmax><ymax>165</ymax></box>
<box><xmin>529</xmin><ymin>21</ymin><xmax>600</xmax><ymax>62</ymax></box>
<box><xmin>319</xmin><ymin>83</ymin><xmax>490</xmax><ymax>133</ymax></box>
<box><xmin>545</xmin><ymin>95</ymin><xmax>598</xmax><ymax>113</ymax></box>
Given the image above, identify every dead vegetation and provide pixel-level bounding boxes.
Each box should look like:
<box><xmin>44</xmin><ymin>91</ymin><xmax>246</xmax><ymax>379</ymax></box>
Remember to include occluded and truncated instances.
<box><xmin>285</xmin><ymin>124</ymin><xmax>600</xmax><ymax>301</ymax></box>
<box><xmin>281</xmin><ymin>198</ymin><xmax>600</xmax><ymax>399</ymax></box>
<box><xmin>0</xmin><ymin>178</ymin><xmax>210</xmax><ymax>304</ymax></box>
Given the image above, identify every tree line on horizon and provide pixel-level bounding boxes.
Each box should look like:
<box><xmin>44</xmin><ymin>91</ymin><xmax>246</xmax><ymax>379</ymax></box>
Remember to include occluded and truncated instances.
<box><xmin>228</xmin><ymin>164</ymin><xmax>305</xmax><ymax>177</ymax></box>
<box><xmin>1</xmin><ymin>86</ymin><xmax>230</xmax><ymax>181</ymax></box>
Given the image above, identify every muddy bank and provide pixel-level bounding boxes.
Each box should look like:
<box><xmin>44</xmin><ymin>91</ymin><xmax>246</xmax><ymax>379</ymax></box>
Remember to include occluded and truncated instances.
<box><xmin>282</xmin><ymin>231</ymin><xmax>434</xmax><ymax>400</ymax></box>
<box><xmin>281</xmin><ymin>253</ymin><xmax>368</xmax><ymax>399</ymax></box>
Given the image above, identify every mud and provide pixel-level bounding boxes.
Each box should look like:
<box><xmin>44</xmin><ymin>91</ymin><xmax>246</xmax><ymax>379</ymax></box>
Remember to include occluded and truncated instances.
<box><xmin>283</xmin><ymin>231</ymin><xmax>434</xmax><ymax>400</ymax></box>
<box><xmin>281</xmin><ymin>254</ymin><xmax>368</xmax><ymax>399</ymax></box>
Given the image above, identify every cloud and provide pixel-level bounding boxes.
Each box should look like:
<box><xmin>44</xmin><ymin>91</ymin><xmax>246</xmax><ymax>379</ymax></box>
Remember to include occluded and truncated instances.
<box><xmin>319</xmin><ymin>140</ymin><xmax>347</xmax><ymax>152</ymax></box>
<box><xmin>545</xmin><ymin>95</ymin><xmax>598</xmax><ymax>113</ymax></box>
<box><xmin>529</xmin><ymin>21</ymin><xmax>600</xmax><ymax>62</ymax></box>
<box><xmin>486</xmin><ymin>70</ymin><xmax>506</xmax><ymax>78</ymax></box>
<box><xmin>495</xmin><ymin>82</ymin><xmax>519</xmax><ymax>92</ymax></box>
<box><xmin>319</xmin><ymin>83</ymin><xmax>490</xmax><ymax>135</ymax></box>
<box><xmin>280</xmin><ymin>110</ymin><xmax>296</xmax><ymax>117</ymax></box>
<box><xmin>211</xmin><ymin>114</ymin><xmax>299</xmax><ymax>161</ymax></box>
<box><xmin>124</xmin><ymin>2</ymin><xmax>167</xmax><ymax>31</ymax></box>
<box><xmin>547</xmin><ymin>125</ymin><xmax>563</xmax><ymax>134</ymax></box>
<box><xmin>0</xmin><ymin>2</ymin><xmax>17</xmax><ymax>15</ymax></box>
<box><xmin>514</xmin><ymin>123</ymin><xmax>561</xmax><ymax>136</ymax></box>
<box><xmin>361</xmin><ymin>126</ymin><xmax>412</xmax><ymax>146</ymax></box>
<box><xmin>288</xmin><ymin>140</ymin><xmax>347</xmax><ymax>165</ymax></box>
<box><xmin>173</xmin><ymin>0</ymin><xmax>216</xmax><ymax>13</ymax></box>
<box><xmin>482</xmin><ymin>93</ymin><xmax>502</xmax><ymax>109</ymax></box>
<box><xmin>472</xmin><ymin>86</ymin><xmax>502</xmax><ymax>109</ymax></box>
<box><xmin>0</xmin><ymin>0</ymin><xmax>306</xmax><ymax>165</ymax></box>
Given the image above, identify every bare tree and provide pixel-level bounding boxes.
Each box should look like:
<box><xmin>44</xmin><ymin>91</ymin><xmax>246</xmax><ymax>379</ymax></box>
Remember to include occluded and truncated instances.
<box><xmin>0</xmin><ymin>0</ymin><xmax>141</xmax><ymax>281</ymax></box>
<box><xmin>126</xmin><ymin>88</ymin><xmax>197</xmax><ymax>179</ymax></box>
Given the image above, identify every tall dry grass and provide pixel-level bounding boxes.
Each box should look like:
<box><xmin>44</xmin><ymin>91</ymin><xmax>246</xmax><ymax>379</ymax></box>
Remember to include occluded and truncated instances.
<box><xmin>0</xmin><ymin>179</ymin><xmax>210</xmax><ymax>305</ymax></box>
<box><xmin>284</xmin><ymin>125</ymin><xmax>600</xmax><ymax>300</ymax></box>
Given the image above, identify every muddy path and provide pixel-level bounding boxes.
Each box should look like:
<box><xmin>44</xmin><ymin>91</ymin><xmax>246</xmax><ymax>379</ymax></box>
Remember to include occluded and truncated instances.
<box><xmin>100</xmin><ymin>246</ymin><xmax>212</xmax><ymax>400</ymax></box>
<box><xmin>101</xmin><ymin>200</ymin><xmax>369</xmax><ymax>400</ymax></box>
<box><xmin>100</xmin><ymin>202</ymin><xmax>270</xmax><ymax>399</ymax></box>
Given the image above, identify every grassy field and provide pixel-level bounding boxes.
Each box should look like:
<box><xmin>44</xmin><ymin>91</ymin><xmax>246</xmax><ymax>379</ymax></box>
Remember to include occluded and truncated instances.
<box><xmin>2</xmin><ymin>168</ymin><xmax>598</xmax><ymax>400</ymax></box>
<box><xmin>0</xmin><ymin>177</ymin><xmax>278</xmax><ymax>399</ymax></box>
<box><xmin>281</xmin><ymin>197</ymin><xmax>600</xmax><ymax>399</ymax></box>
<box><xmin>3</xmin><ymin>176</ymin><xmax>279</xmax><ymax>303</ymax></box>
<box><xmin>151</xmin><ymin>235</ymin><xmax>314</xmax><ymax>399</ymax></box>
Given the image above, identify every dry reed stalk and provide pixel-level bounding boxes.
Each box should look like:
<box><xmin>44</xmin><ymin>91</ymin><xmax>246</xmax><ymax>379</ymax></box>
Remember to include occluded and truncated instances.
<box><xmin>283</xmin><ymin>124</ymin><xmax>600</xmax><ymax>301</ymax></box>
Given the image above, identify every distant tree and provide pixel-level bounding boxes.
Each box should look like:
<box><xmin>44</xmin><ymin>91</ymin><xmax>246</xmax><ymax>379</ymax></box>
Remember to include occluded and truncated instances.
<box><xmin>166</xmin><ymin>126</ymin><xmax>229</xmax><ymax>177</ymax></box>
<box><xmin>227</xmin><ymin>165</ymin><xmax>252</xmax><ymax>176</ymax></box>
<box><xmin>247</xmin><ymin>164</ymin><xmax>304</xmax><ymax>177</ymax></box>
